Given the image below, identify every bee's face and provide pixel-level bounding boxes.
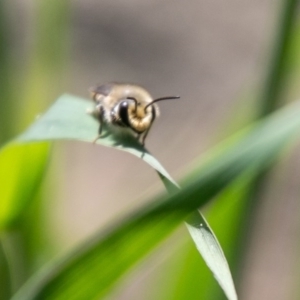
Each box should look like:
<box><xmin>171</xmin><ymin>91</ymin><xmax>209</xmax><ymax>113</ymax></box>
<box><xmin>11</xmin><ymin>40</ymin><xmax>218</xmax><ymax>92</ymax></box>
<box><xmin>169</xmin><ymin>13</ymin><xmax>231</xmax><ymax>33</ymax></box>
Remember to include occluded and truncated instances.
<box><xmin>89</xmin><ymin>83</ymin><xmax>179</xmax><ymax>146</ymax></box>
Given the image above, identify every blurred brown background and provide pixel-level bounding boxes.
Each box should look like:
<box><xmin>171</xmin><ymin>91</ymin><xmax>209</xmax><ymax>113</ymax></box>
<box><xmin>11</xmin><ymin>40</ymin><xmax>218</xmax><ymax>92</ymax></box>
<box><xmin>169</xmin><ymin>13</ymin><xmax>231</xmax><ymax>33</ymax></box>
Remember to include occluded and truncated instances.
<box><xmin>5</xmin><ymin>1</ymin><xmax>297</xmax><ymax>299</ymax></box>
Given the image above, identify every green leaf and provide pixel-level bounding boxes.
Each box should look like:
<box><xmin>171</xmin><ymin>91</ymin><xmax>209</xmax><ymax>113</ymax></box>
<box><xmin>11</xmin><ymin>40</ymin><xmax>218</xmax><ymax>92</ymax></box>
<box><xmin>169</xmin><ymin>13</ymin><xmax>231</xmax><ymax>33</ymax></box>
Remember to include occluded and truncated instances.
<box><xmin>17</xmin><ymin>94</ymin><xmax>178</xmax><ymax>187</ymax></box>
<box><xmin>0</xmin><ymin>143</ymin><xmax>49</xmax><ymax>230</ymax></box>
<box><xmin>10</xmin><ymin>95</ymin><xmax>300</xmax><ymax>300</ymax></box>
<box><xmin>186</xmin><ymin>212</ymin><xmax>237</xmax><ymax>300</ymax></box>
<box><xmin>12</xmin><ymin>95</ymin><xmax>236</xmax><ymax>298</ymax></box>
<box><xmin>156</xmin><ymin>176</ymin><xmax>251</xmax><ymax>300</ymax></box>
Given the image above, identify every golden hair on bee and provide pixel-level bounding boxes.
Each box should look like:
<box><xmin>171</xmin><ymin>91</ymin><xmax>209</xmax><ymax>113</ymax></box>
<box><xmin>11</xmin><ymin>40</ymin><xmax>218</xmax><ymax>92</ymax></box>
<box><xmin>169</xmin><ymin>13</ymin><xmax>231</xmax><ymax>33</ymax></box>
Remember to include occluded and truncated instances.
<box><xmin>89</xmin><ymin>83</ymin><xmax>180</xmax><ymax>146</ymax></box>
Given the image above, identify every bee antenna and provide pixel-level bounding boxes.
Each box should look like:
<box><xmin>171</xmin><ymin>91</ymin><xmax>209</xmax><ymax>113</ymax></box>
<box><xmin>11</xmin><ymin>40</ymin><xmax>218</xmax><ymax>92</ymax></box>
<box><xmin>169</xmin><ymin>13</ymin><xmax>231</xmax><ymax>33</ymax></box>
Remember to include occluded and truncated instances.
<box><xmin>144</xmin><ymin>96</ymin><xmax>180</xmax><ymax>111</ymax></box>
<box><xmin>127</xmin><ymin>97</ymin><xmax>138</xmax><ymax>112</ymax></box>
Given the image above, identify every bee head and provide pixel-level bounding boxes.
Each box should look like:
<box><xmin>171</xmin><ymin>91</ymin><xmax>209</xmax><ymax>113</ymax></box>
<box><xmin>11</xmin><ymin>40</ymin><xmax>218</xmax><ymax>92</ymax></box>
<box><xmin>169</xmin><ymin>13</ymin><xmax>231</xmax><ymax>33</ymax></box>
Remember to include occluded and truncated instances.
<box><xmin>88</xmin><ymin>82</ymin><xmax>180</xmax><ymax>145</ymax></box>
<box><xmin>116</xmin><ymin>95</ymin><xmax>180</xmax><ymax>133</ymax></box>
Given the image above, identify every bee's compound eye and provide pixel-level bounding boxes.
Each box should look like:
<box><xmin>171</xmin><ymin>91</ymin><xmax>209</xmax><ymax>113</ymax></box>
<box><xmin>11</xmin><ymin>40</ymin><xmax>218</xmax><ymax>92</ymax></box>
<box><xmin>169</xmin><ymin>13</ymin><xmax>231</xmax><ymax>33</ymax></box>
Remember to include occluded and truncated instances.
<box><xmin>118</xmin><ymin>101</ymin><xmax>130</xmax><ymax>127</ymax></box>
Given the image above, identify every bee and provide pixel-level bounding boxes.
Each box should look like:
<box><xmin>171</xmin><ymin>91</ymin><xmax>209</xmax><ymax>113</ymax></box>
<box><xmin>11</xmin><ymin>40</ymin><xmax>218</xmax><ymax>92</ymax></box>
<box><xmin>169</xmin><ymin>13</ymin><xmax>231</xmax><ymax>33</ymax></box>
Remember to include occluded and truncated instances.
<box><xmin>89</xmin><ymin>83</ymin><xmax>180</xmax><ymax>146</ymax></box>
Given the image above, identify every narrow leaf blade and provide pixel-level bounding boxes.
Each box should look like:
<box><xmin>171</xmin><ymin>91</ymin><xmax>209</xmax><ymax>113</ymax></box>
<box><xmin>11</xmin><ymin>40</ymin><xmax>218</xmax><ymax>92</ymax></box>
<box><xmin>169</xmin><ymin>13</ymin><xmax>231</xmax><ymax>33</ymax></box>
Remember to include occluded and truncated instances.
<box><xmin>9</xmin><ymin>96</ymin><xmax>300</xmax><ymax>300</ymax></box>
<box><xmin>186</xmin><ymin>211</ymin><xmax>237</xmax><ymax>300</ymax></box>
<box><xmin>17</xmin><ymin>94</ymin><xmax>177</xmax><ymax>187</ymax></box>
<box><xmin>0</xmin><ymin>143</ymin><xmax>49</xmax><ymax>230</ymax></box>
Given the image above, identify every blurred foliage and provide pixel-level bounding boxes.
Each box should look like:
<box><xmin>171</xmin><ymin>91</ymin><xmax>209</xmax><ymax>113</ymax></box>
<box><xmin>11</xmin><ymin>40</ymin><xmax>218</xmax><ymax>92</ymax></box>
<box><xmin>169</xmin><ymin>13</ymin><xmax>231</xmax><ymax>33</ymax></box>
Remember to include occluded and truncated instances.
<box><xmin>0</xmin><ymin>2</ymin><xmax>16</xmax><ymax>145</ymax></box>
<box><xmin>7</xmin><ymin>92</ymin><xmax>300</xmax><ymax>300</ymax></box>
<box><xmin>0</xmin><ymin>0</ymin><xmax>70</xmax><ymax>298</ymax></box>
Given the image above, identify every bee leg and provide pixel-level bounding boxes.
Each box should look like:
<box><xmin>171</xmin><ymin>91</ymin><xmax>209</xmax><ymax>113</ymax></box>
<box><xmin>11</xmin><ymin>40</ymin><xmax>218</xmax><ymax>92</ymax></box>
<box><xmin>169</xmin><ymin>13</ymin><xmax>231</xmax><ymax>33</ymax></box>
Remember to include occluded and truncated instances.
<box><xmin>141</xmin><ymin>107</ymin><xmax>156</xmax><ymax>146</ymax></box>
<box><xmin>93</xmin><ymin>105</ymin><xmax>104</xmax><ymax>144</ymax></box>
<box><xmin>141</xmin><ymin>128</ymin><xmax>150</xmax><ymax>146</ymax></box>
<box><xmin>141</xmin><ymin>115</ymin><xmax>155</xmax><ymax>146</ymax></box>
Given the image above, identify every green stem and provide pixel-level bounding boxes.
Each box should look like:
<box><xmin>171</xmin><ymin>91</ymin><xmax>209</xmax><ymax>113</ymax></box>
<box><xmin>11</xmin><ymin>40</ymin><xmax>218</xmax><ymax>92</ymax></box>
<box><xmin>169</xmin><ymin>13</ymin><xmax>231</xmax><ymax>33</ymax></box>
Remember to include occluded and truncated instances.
<box><xmin>258</xmin><ymin>0</ymin><xmax>299</xmax><ymax>116</ymax></box>
<box><xmin>0</xmin><ymin>2</ymin><xmax>16</xmax><ymax>145</ymax></box>
<box><xmin>236</xmin><ymin>0</ymin><xmax>299</xmax><ymax>291</ymax></box>
<box><xmin>0</xmin><ymin>239</ymin><xmax>12</xmax><ymax>300</ymax></box>
<box><xmin>1</xmin><ymin>233</ymin><xmax>29</xmax><ymax>294</ymax></box>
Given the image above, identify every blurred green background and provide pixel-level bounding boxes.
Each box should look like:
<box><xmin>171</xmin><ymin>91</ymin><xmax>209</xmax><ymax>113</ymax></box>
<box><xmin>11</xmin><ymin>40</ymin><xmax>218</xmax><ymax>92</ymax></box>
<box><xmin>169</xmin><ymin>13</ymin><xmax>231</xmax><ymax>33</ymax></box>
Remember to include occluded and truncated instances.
<box><xmin>1</xmin><ymin>1</ymin><xmax>300</xmax><ymax>299</ymax></box>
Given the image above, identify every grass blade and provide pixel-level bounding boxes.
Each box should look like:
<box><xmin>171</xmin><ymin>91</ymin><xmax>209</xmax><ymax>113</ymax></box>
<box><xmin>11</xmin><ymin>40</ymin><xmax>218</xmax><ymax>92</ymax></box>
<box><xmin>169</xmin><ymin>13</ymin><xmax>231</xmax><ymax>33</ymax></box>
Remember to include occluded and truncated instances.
<box><xmin>186</xmin><ymin>212</ymin><xmax>237</xmax><ymax>300</ymax></box>
<box><xmin>0</xmin><ymin>143</ymin><xmax>49</xmax><ymax>230</ymax></box>
<box><xmin>8</xmin><ymin>95</ymin><xmax>300</xmax><ymax>299</ymax></box>
<box><xmin>17</xmin><ymin>94</ymin><xmax>177</xmax><ymax>187</ymax></box>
